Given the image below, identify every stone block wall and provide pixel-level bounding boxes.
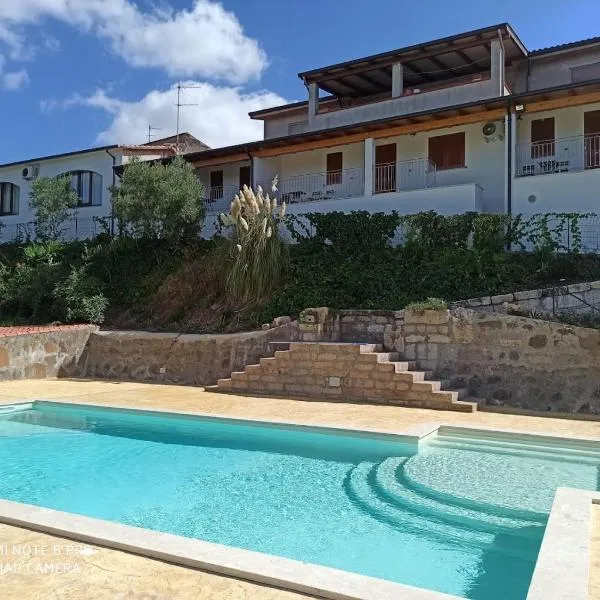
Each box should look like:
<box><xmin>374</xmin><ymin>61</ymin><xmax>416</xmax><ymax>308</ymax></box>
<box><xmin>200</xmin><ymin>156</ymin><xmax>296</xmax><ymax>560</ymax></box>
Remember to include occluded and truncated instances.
<box><xmin>0</xmin><ymin>325</ymin><xmax>96</xmax><ymax>381</ymax></box>
<box><xmin>452</xmin><ymin>280</ymin><xmax>600</xmax><ymax>315</ymax></box>
<box><xmin>404</xmin><ymin>308</ymin><xmax>600</xmax><ymax>413</ymax></box>
<box><xmin>79</xmin><ymin>321</ymin><xmax>297</xmax><ymax>385</ymax></box>
<box><xmin>297</xmin><ymin>308</ymin><xmax>404</xmax><ymax>351</ymax></box>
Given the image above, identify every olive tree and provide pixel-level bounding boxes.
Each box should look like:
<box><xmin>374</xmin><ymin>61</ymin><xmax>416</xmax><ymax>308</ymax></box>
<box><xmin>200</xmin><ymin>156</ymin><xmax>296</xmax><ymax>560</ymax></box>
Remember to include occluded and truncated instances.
<box><xmin>111</xmin><ymin>156</ymin><xmax>205</xmax><ymax>243</ymax></box>
<box><xmin>29</xmin><ymin>175</ymin><xmax>79</xmax><ymax>241</ymax></box>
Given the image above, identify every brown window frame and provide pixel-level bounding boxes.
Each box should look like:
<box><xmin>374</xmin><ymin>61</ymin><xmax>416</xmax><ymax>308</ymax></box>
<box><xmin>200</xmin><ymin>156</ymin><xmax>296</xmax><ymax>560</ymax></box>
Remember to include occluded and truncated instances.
<box><xmin>326</xmin><ymin>152</ymin><xmax>343</xmax><ymax>185</ymax></box>
<box><xmin>530</xmin><ymin>118</ymin><xmax>555</xmax><ymax>159</ymax></box>
<box><xmin>428</xmin><ymin>132</ymin><xmax>466</xmax><ymax>171</ymax></box>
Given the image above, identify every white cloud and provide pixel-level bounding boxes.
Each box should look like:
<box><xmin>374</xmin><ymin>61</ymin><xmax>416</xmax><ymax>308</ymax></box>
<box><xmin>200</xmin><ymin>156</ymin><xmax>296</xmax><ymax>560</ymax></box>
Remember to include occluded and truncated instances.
<box><xmin>0</xmin><ymin>0</ymin><xmax>266</xmax><ymax>83</ymax></box>
<box><xmin>3</xmin><ymin>68</ymin><xmax>29</xmax><ymax>90</ymax></box>
<box><xmin>50</xmin><ymin>83</ymin><xmax>289</xmax><ymax>148</ymax></box>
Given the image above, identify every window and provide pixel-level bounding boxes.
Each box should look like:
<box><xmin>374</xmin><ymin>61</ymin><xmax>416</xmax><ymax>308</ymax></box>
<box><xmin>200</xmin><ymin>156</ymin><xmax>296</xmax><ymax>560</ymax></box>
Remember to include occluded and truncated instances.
<box><xmin>0</xmin><ymin>182</ymin><xmax>19</xmax><ymax>216</ymax></box>
<box><xmin>530</xmin><ymin>118</ymin><xmax>555</xmax><ymax>158</ymax></box>
<box><xmin>68</xmin><ymin>171</ymin><xmax>103</xmax><ymax>207</ymax></box>
<box><xmin>428</xmin><ymin>132</ymin><xmax>465</xmax><ymax>170</ymax></box>
<box><xmin>326</xmin><ymin>152</ymin><xmax>343</xmax><ymax>185</ymax></box>
<box><xmin>209</xmin><ymin>170</ymin><xmax>224</xmax><ymax>200</ymax></box>
<box><xmin>239</xmin><ymin>165</ymin><xmax>251</xmax><ymax>189</ymax></box>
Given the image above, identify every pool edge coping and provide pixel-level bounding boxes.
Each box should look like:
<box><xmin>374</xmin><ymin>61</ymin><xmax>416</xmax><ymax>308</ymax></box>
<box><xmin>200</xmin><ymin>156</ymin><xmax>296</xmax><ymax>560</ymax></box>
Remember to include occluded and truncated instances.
<box><xmin>526</xmin><ymin>488</ymin><xmax>600</xmax><ymax>600</ymax></box>
<box><xmin>1</xmin><ymin>397</ymin><xmax>599</xmax><ymax>600</ymax></box>
<box><xmin>0</xmin><ymin>498</ymin><xmax>461</xmax><ymax>600</ymax></box>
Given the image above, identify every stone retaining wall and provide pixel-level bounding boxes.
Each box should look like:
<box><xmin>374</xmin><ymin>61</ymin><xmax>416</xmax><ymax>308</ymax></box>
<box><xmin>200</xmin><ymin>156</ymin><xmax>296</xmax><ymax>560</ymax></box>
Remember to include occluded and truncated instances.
<box><xmin>452</xmin><ymin>280</ymin><xmax>600</xmax><ymax>315</ymax></box>
<box><xmin>403</xmin><ymin>308</ymin><xmax>600</xmax><ymax>413</ymax></box>
<box><xmin>79</xmin><ymin>321</ymin><xmax>297</xmax><ymax>385</ymax></box>
<box><xmin>0</xmin><ymin>325</ymin><xmax>96</xmax><ymax>381</ymax></box>
<box><xmin>297</xmin><ymin>308</ymin><xmax>404</xmax><ymax>352</ymax></box>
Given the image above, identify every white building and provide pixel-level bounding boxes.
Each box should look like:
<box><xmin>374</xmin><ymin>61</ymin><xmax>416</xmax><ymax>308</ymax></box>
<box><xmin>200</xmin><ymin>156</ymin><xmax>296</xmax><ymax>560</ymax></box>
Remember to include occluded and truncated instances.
<box><xmin>0</xmin><ymin>133</ymin><xmax>207</xmax><ymax>242</ymax></box>
<box><xmin>178</xmin><ymin>24</ymin><xmax>600</xmax><ymax>240</ymax></box>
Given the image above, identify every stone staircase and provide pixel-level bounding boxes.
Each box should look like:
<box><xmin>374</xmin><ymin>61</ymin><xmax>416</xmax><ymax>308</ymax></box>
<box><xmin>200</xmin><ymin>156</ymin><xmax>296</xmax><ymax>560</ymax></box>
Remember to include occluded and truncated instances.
<box><xmin>211</xmin><ymin>342</ymin><xmax>476</xmax><ymax>412</ymax></box>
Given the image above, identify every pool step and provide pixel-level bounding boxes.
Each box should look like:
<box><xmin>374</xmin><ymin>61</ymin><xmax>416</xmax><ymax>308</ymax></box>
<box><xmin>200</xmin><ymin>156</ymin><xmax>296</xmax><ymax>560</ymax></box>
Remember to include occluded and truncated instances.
<box><xmin>372</xmin><ymin>457</ymin><xmax>545</xmax><ymax>535</ymax></box>
<box><xmin>345</xmin><ymin>461</ymin><xmax>541</xmax><ymax>560</ymax></box>
<box><xmin>212</xmin><ymin>342</ymin><xmax>476</xmax><ymax>412</ymax></box>
<box><xmin>426</xmin><ymin>432</ymin><xmax>600</xmax><ymax>463</ymax></box>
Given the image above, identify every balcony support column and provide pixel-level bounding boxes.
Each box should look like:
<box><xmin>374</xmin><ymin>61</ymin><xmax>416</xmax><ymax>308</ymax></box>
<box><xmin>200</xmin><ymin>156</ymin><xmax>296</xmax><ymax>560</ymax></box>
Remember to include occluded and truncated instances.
<box><xmin>490</xmin><ymin>38</ymin><xmax>505</xmax><ymax>96</ymax></box>
<box><xmin>364</xmin><ymin>138</ymin><xmax>374</xmax><ymax>196</ymax></box>
<box><xmin>308</xmin><ymin>82</ymin><xmax>319</xmax><ymax>123</ymax></box>
<box><xmin>392</xmin><ymin>63</ymin><xmax>404</xmax><ymax>98</ymax></box>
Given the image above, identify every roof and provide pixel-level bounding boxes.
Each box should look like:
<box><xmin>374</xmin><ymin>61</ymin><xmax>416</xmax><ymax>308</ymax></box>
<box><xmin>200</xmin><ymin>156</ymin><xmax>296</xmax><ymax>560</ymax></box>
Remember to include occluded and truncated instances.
<box><xmin>249</xmin><ymin>96</ymin><xmax>337</xmax><ymax>120</ymax></box>
<box><xmin>298</xmin><ymin>23</ymin><xmax>528</xmax><ymax>97</ymax></box>
<box><xmin>531</xmin><ymin>35</ymin><xmax>600</xmax><ymax>56</ymax></box>
<box><xmin>0</xmin><ymin>144</ymin><xmax>119</xmax><ymax>169</ymax></box>
<box><xmin>145</xmin><ymin>132</ymin><xmax>210</xmax><ymax>151</ymax></box>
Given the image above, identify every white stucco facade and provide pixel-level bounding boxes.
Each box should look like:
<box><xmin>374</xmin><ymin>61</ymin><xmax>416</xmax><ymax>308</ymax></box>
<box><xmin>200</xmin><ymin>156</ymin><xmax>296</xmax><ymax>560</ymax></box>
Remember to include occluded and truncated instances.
<box><xmin>0</xmin><ymin>148</ymin><xmax>123</xmax><ymax>242</ymax></box>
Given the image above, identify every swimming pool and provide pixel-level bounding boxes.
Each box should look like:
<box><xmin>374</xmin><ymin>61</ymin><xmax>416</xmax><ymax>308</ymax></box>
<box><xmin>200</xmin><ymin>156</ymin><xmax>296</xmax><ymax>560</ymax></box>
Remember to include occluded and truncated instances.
<box><xmin>0</xmin><ymin>401</ymin><xmax>598</xmax><ymax>600</ymax></box>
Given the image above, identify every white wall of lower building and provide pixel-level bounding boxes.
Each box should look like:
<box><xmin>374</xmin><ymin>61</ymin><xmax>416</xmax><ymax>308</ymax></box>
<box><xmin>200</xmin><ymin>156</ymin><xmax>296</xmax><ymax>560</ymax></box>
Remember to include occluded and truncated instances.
<box><xmin>0</xmin><ymin>149</ymin><xmax>123</xmax><ymax>241</ymax></box>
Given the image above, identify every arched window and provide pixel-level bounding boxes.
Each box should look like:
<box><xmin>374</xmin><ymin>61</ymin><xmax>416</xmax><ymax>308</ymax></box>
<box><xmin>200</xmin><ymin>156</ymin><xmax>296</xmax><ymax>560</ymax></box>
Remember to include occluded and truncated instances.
<box><xmin>0</xmin><ymin>182</ymin><xmax>19</xmax><ymax>215</ymax></box>
<box><xmin>67</xmin><ymin>171</ymin><xmax>103</xmax><ymax>207</ymax></box>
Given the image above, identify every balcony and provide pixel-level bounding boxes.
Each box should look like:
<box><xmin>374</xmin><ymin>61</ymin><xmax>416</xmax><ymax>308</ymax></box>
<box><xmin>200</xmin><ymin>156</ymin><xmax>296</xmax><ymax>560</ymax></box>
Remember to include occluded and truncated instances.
<box><xmin>516</xmin><ymin>133</ymin><xmax>600</xmax><ymax>177</ymax></box>
<box><xmin>374</xmin><ymin>158</ymin><xmax>436</xmax><ymax>193</ymax></box>
<box><xmin>203</xmin><ymin>184</ymin><xmax>239</xmax><ymax>214</ymax></box>
<box><xmin>265</xmin><ymin>167</ymin><xmax>365</xmax><ymax>204</ymax></box>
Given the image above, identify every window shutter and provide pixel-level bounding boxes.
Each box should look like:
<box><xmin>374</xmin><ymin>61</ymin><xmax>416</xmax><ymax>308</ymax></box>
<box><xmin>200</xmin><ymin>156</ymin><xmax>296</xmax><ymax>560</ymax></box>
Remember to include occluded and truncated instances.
<box><xmin>428</xmin><ymin>132</ymin><xmax>465</xmax><ymax>170</ymax></box>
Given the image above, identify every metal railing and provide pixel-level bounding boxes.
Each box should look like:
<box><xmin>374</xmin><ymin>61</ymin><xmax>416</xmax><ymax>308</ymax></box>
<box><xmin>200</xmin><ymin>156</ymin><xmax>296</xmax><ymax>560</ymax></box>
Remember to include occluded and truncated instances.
<box><xmin>516</xmin><ymin>133</ymin><xmax>600</xmax><ymax>177</ymax></box>
<box><xmin>203</xmin><ymin>185</ymin><xmax>239</xmax><ymax>214</ymax></box>
<box><xmin>0</xmin><ymin>215</ymin><xmax>114</xmax><ymax>244</ymax></box>
<box><xmin>262</xmin><ymin>167</ymin><xmax>365</xmax><ymax>204</ymax></box>
<box><xmin>374</xmin><ymin>158</ymin><xmax>436</xmax><ymax>194</ymax></box>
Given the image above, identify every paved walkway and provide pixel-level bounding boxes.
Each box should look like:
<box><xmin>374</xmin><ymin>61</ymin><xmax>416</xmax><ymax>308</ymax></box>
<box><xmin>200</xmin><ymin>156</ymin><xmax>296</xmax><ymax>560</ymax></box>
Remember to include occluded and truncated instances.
<box><xmin>0</xmin><ymin>379</ymin><xmax>598</xmax><ymax>600</ymax></box>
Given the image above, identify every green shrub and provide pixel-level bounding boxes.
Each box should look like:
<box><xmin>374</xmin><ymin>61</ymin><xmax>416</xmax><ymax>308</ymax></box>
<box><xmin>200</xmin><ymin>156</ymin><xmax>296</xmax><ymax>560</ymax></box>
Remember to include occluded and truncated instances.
<box><xmin>53</xmin><ymin>265</ymin><xmax>108</xmax><ymax>324</ymax></box>
<box><xmin>111</xmin><ymin>156</ymin><xmax>205</xmax><ymax>244</ymax></box>
<box><xmin>405</xmin><ymin>298</ymin><xmax>448</xmax><ymax>312</ymax></box>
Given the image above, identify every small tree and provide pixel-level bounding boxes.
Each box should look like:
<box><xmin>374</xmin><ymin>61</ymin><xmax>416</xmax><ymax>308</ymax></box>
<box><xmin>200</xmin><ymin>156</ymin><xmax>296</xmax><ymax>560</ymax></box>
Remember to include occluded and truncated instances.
<box><xmin>220</xmin><ymin>179</ymin><xmax>287</xmax><ymax>307</ymax></box>
<box><xmin>111</xmin><ymin>156</ymin><xmax>205</xmax><ymax>243</ymax></box>
<box><xmin>29</xmin><ymin>175</ymin><xmax>79</xmax><ymax>241</ymax></box>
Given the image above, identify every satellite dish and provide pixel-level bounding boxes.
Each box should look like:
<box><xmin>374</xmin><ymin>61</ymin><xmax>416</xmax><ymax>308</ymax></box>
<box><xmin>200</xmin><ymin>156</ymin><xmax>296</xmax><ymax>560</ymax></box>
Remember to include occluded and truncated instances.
<box><xmin>482</xmin><ymin>122</ymin><xmax>497</xmax><ymax>137</ymax></box>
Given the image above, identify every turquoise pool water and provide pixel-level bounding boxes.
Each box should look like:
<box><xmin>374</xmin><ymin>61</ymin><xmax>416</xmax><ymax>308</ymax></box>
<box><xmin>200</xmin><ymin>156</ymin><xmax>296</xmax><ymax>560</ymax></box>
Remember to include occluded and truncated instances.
<box><xmin>0</xmin><ymin>402</ymin><xmax>599</xmax><ymax>600</ymax></box>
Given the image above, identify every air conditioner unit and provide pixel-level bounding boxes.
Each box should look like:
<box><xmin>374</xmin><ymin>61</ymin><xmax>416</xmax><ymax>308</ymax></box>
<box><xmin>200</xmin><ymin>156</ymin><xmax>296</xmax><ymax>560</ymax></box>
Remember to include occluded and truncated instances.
<box><xmin>482</xmin><ymin>122</ymin><xmax>504</xmax><ymax>143</ymax></box>
<box><xmin>22</xmin><ymin>165</ymin><xmax>40</xmax><ymax>181</ymax></box>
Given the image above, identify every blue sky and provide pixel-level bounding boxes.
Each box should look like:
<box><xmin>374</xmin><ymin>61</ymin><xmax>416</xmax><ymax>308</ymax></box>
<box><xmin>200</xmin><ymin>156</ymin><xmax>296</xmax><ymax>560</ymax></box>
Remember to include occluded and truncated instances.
<box><xmin>0</xmin><ymin>0</ymin><xmax>599</xmax><ymax>164</ymax></box>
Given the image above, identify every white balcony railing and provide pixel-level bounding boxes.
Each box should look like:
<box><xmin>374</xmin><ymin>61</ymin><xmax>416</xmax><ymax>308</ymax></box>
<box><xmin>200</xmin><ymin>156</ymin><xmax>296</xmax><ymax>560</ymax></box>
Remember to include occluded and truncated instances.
<box><xmin>203</xmin><ymin>185</ymin><xmax>239</xmax><ymax>214</ymax></box>
<box><xmin>516</xmin><ymin>133</ymin><xmax>600</xmax><ymax>177</ymax></box>
<box><xmin>374</xmin><ymin>158</ymin><xmax>436</xmax><ymax>194</ymax></box>
<box><xmin>263</xmin><ymin>167</ymin><xmax>365</xmax><ymax>204</ymax></box>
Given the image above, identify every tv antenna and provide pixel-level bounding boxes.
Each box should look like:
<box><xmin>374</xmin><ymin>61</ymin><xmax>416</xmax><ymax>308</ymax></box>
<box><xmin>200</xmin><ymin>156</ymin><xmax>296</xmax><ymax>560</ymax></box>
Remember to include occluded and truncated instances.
<box><xmin>147</xmin><ymin>125</ymin><xmax>163</xmax><ymax>144</ymax></box>
<box><xmin>175</xmin><ymin>81</ymin><xmax>202</xmax><ymax>153</ymax></box>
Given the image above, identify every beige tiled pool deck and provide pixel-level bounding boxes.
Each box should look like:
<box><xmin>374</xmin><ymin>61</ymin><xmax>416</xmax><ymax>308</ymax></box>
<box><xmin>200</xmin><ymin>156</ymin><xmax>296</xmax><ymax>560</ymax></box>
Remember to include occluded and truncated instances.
<box><xmin>0</xmin><ymin>378</ymin><xmax>599</xmax><ymax>600</ymax></box>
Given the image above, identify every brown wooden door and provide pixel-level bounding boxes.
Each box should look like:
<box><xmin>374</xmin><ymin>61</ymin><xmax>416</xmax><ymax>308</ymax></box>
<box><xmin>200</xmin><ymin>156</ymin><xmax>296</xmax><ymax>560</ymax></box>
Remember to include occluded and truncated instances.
<box><xmin>375</xmin><ymin>143</ymin><xmax>396</xmax><ymax>193</ymax></box>
<box><xmin>584</xmin><ymin>110</ymin><xmax>600</xmax><ymax>169</ymax></box>
<box><xmin>239</xmin><ymin>165</ymin><xmax>251</xmax><ymax>189</ymax></box>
